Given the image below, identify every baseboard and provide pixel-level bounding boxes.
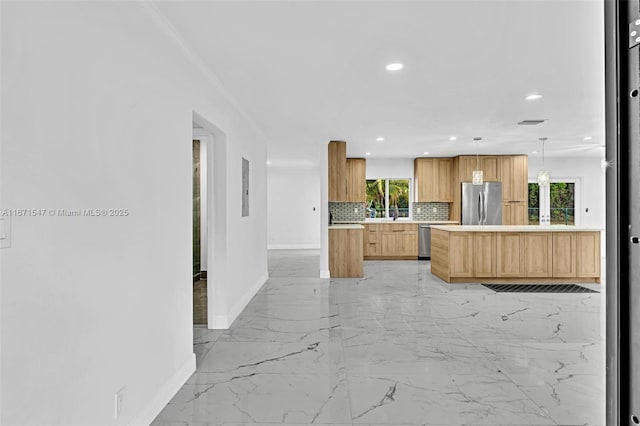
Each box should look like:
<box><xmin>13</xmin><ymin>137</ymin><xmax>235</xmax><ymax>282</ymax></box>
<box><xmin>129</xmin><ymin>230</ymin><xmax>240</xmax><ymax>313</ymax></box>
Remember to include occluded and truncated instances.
<box><xmin>224</xmin><ymin>271</ymin><xmax>269</xmax><ymax>327</ymax></box>
<box><xmin>131</xmin><ymin>353</ymin><xmax>196</xmax><ymax>425</ymax></box>
<box><xmin>320</xmin><ymin>269</ymin><xmax>330</xmax><ymax>279</ymax></box>
<box><xmin>268</xmin><ymin>244</ymin><xmax>321</xmax><ymax>250</ymax></box>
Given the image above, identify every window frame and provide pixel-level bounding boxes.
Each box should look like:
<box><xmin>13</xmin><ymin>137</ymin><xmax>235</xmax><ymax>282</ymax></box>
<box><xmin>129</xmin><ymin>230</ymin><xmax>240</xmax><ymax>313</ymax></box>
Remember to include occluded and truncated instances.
<box><xmin>366</xmin><ymin>177</ymin><xmax>413</xmax><ymax>220</ymax></box>
<box><xmin>527</xmin><ymin>177</ymin><xmax>582</xmax><ymax>226</ymax></box>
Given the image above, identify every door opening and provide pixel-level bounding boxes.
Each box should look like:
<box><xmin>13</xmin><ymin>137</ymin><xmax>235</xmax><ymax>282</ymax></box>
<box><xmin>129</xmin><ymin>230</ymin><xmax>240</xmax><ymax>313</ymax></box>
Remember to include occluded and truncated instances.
<box><xmin>192</xmin><ymin>138</ymin><xmax>208</xmax><ymax>326</ymax></box>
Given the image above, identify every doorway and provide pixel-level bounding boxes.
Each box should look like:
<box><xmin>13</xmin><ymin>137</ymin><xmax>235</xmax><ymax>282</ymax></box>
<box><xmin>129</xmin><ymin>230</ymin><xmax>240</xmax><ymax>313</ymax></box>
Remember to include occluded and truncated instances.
<box><xmin>192</xmin><ymin>138</ymin><xmax>207</xmax><ymax>325</ymax></box>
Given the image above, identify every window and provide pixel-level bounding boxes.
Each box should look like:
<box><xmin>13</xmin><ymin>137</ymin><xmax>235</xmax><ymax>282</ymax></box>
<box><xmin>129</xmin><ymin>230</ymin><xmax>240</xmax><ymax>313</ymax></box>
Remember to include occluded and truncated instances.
<box><xmin>366</xmin><ymin>179</ymin><xmax>410</xmax><ymax>218</ymax></box>
<box><xmin>528</xmin><ymin>181</ymin><xmax>576</xmax><ymax>225</ymax></box>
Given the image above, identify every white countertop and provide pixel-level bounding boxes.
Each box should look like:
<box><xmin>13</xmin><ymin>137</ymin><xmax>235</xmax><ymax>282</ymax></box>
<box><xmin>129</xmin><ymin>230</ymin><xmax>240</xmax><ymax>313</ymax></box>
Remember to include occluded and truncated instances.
<box><xmin>430</xmin><ymin>225</ymin><xmax>603</xmax><ymax>232</ymax></box>
<box><xmin>333</xmin><ymin>220</ymin><xmax>459</xmax><ymax>225</ymax></box>
<box><xmin>328</xmin><ymin>224</ymin><xmax>365</xmax><ymax>230</ymax></box>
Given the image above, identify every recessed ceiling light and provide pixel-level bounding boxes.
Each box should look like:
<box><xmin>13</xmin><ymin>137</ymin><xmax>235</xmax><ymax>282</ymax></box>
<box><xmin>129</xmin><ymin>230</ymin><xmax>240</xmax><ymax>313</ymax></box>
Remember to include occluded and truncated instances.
<box><xmin>386</xmin><ymin>63</ymin><xmax>404</xmax><ymax>71</ymax></box>
<box><xmin>584</xmin><ymin>136</ymin><xmax>593</xmax><ymax>141</ymax></box>
<box><xmin>449</xmin><ymin>136</ymin><xmax>457</xmax><ymax>141</ymax></box>
<box><xmin>266</xmin><ymin>160</ymin><xmax>271</xmax><ymax>165</ymax></box>
<box><xmin>531</xmin><ymin>151</ymin><xmax>538</xmax><ymax>154</ymax></box>
<box><xmin>525</xmin><ymin>93</ymin><xmax>543</xmax><ymax>100</ymax></box>
<box><xmin>365</xmin><ymin>152</ymin><xmax>371</xmax><ymax>156</ymax></box>
<box><xmin>423</xmin><ymin>152</ymin><xmax>430</xmax><ymax>155</ymax></box>
<box><xmin>376</xmin><ymin>137</ymin><xmax>384</xmax><ymax>141</ymax></box>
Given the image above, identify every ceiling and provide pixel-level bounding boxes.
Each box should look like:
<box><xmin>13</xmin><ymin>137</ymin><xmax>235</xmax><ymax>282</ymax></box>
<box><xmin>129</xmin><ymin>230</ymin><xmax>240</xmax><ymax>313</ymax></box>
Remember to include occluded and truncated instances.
<box><xmin>160</xmin><ymin>1</ymin><xmax>605</xmax><ymax>167</ymax></box>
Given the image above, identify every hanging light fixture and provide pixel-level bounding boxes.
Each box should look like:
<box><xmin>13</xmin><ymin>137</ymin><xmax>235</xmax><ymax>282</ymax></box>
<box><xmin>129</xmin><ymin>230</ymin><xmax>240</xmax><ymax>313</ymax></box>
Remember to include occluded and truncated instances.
<box><xmin>537</xmin><ymin>137</ymin><xmax>550</xmax><ymax>186</ymax></box>
<box><xmin>472</xmin><ymin>137</ymin><xmax>483</xmax><ymax>185</ymax></box>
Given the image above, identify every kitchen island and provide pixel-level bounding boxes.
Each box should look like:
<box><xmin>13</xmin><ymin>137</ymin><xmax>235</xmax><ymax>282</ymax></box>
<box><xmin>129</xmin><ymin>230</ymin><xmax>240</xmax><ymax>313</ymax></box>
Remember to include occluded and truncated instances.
<box><xmin>430</xmin><ymin>225</ymin><xmax>601</xmax><ymax>284</ymax></box>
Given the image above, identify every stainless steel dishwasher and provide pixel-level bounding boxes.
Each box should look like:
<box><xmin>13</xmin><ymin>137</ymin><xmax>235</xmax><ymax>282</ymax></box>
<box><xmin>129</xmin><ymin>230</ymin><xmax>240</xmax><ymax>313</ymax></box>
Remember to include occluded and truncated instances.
<box><xmin>418</xmin><ymin>224</ymin><xmax>431</xmax><ymax>260</ymax></box>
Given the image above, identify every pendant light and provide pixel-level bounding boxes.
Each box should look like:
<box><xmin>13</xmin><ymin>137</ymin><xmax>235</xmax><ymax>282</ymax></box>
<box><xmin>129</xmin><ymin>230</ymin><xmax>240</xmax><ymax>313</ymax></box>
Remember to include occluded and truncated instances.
<box><xmin>472</xmin><ymin>137</ymin><xmax>483</xmax><ymax>185</ymax></box>
<box><xmin>537</xmin><ymin>137</ymin><xmax>550</xmax><ymax>186</ymax></box>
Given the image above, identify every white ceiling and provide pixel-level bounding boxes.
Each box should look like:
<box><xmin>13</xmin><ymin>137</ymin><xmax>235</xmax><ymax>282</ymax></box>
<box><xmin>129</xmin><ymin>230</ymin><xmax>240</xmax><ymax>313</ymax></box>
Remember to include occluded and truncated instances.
<box><xmin>160</xmin><ymin>0</ymin><xmax>605</xmax><ymax>167</ymax></box>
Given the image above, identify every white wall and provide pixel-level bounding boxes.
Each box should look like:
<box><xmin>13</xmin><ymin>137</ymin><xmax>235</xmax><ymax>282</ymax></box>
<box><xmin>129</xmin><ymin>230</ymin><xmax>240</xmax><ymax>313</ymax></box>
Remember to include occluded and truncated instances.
<box><xmin>527</xmin><ymin>156</ymin><xmax>606</xmax><ymax>228</ymax></box>
<box><xmin>267</xmin><ymin>167</ymin><xmax>321</xmax><ymax>249</ymax></box>
<box><xmin>1</xmin><ymin>2</ymin><xmax>268</xmax><ymax>425</ymax></box>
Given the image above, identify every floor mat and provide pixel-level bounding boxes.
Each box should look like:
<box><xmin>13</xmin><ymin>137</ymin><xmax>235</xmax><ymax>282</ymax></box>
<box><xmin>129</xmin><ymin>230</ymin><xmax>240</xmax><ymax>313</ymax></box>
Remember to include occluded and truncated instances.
<box><xmin>482</xmin><ymin>283</ymin><xmax>599</xmax><ymax>293</ymax></box>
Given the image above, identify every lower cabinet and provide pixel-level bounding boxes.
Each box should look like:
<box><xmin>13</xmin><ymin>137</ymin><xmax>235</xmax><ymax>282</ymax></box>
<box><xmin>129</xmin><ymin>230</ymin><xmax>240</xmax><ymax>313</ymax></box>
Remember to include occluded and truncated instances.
<box><xmin>473</xmin><ymin>233</ymin><xmax>496</xmax><ymax>277</ymax></box>
<box><xmin>577</xmin><ymin>232</ymin><xmax>601</xmax><ymax>277</ymax></box>
<box><xmin>552</xmin><ymin>231</ymin><xmax>600</xmax><ymax>278</ymax></box>
<box><xmin>329</xmin><ymin>228</ymin><xmax>363</xmax><ymax>278</ymax></box>
<box><xmin>496</xmin><ymin>233</ymin><xmax>524</xmax><ymax>277</ymax></box>
<box><xmin>553</xmin><ymin>232</ymin><xmax>577</xmax><ymax>277</ymax></box>
<box><xmin>436</xmin><ymin>230</ymin><xmax>600</xmax><ymax>283</ymax></box>
<box><xmin>364</xmin><ymin>224</ymin><xmax>418</xmax><ymax>258</ymax></box>
<box><xmin>449</xmin><ymin>233</ymin><xmax>473</xmax><ymax>277</ymax></box>
<box><xmin>523</xmin><ymin>232</ymin><xmax>553</xmax><ymax>277</ymax></box>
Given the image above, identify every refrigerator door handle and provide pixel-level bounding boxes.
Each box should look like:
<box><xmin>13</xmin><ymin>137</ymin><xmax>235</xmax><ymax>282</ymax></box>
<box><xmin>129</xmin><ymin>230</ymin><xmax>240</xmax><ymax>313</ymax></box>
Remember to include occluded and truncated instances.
<box><xmin>477</xmin><ymin>192</ymin><xmax>482</xmax><ymax>223</ymax></box>
<box><xmin>482</xmin><ymin>191</ymin><xmax>488</xmax><ymax>224</ymax></box>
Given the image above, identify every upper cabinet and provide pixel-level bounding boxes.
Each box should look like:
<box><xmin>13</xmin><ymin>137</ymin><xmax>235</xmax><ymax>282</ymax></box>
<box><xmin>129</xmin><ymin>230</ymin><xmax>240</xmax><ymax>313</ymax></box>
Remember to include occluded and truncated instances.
<box><xmin>328</xmin><ymin>141</ymin><xmax>366</xmax><ymax>202</ymax></box>
<box><xmin>346</xmin><ymin>158</ymin><xmax>366</xmax><ymax>202</ymax></box>
<box><xmin>328</xmin><ymin>141</ymin><xmax>347</xmax><ymax>201</ymax></box>
<box><xmin>414</xmin><ymin>158</ymin><xmax>452</xmax><ymax>202</ymax></box>
<box><xmin>458</xmin><ymin>156</ymin><xmax>499</xmax><ymax>182</ymax></box>
<box><xmin>499</xmin><ymin>155</ymin><xmax>528</xmax><ymax>202</ymax></box>
<box><xmin>498</xmin><ymin>155</ymin><xmax>528</xmax><ymax>225</ymax></box>
<box><xmin>451</xmin><ymin>155</ymin><xmax>529</xmax><ymax>224</ymax></box>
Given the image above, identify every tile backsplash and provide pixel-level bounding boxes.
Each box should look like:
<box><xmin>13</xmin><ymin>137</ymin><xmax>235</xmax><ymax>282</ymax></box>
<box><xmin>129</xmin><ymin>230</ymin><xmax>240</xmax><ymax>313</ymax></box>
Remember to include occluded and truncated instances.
<box><xmin>412</xmin><ymin>202</ymin><xmax>450</xmax><ymax>221</ymax></box>
<box><xmin>329</xmin><ymin>202</ymin><xmax>366</xmax><ymax>222</ymax></box>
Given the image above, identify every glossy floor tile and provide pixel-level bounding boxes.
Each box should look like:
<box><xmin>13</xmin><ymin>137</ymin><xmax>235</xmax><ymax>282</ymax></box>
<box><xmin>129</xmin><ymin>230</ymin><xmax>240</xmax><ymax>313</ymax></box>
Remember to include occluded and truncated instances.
<box><xmin>153</xmin><ymin>250</ymin><xmax>605</xmax><ymax>426</ymax></box>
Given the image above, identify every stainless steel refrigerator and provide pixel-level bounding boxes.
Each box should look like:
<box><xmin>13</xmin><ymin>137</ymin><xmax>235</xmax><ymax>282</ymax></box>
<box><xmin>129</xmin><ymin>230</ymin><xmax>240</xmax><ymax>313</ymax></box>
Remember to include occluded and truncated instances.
<box><xmin>461</xmin><ymin>182</ymin><xmax>503</xmax><ymax>225</ymax></box>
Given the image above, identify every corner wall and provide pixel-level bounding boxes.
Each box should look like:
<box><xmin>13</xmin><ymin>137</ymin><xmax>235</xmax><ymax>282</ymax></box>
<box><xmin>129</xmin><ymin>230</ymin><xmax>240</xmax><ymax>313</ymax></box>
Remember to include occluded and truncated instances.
<box><xmin>527</xmin><ymin>156</ymin><xmax>606</xmax><ymax>228</ymax></box>
<box><xmin>267</xmin><ymin>167</ymin><xmax>321</xmax><ymax>249</ymax></box>
<box><xmin>0</xmin><ymin>2</ymin><xmax>267</xmax><ymax>424</ymax></box>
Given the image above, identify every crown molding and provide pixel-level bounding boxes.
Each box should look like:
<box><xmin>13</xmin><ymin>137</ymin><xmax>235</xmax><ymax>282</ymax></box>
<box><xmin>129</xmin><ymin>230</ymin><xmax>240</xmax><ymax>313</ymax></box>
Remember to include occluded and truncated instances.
<box><xmin>137</xmin><ymin>1</ymin><xmax>270</xmax><ymax>143</ymax></box>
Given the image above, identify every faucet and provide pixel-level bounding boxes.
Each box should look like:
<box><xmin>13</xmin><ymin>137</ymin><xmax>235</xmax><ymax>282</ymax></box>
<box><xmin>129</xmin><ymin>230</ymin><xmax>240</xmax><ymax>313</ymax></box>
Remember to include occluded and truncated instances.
<box><xmin>392</xmin><ymin>206</ymin><xmax>399</xmax><ymax>221</ymax></box>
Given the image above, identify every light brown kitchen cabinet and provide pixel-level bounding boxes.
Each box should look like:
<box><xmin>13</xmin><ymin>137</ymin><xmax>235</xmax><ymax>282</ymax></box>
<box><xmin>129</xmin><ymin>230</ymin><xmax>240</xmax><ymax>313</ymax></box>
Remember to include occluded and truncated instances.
<box><xmin>473</xmin><ymin>232</ymin><xmax>496</xmax><ymax>277</ymax></box>
<box><xmin>451</xmin><ymin>155</ymin><xmax>528</xmax><ymax>223</ymax></box>
<box><xmin>346</xmin><ymin>158</ymin><xmax>366</xmax><ymax>202</ymax></box>
<box><xmin>499</xmin><ymin>155</ymin><xmax>528</xmax><ymax>202</ymax></box>
<box><xmin>502</xmin><ymin>201</ymin><xmax>528</xmax><ymax>225</ymax></box>
<box><xmin>499</xmin><ymin>155</ymin><xmax>528</xmax><ymax>225</ymax></box>
<box><xmin>432</xmin><ymin>229</ymin><xmax>600</xmax><ymax>284</ymax></box>
<box><xmin>329</xmin><ymin>227</ymin><xmax>363</xmax><ymax>278</ymax></box>
<box><xmin>449</xmin><ymin>232</ymin><xmax>473</xmax><ymax>277</ymax></box>
<box><xmin>435</xmin><ymin>159</ymin><xmax>453</xmax><ymax>201</ymax></box>
<box><xmin>328</xmin><ymin>141</ymin><xmax>347</xmax><ymax>202</ymax></box>
<box><xmin>496</xmin><ymin>232</ymin><xmax>524</xmax><ymax>277</ymax></box>
<box><xmin>457</xmin><ymin>156</ymin><xmax>478</xmax><ymax>183</ymax></box>
<box><xmin>577</xmin><ymin>232</ymin><xmax>601</xmax><ymax>277</ymax></box>
<box><xmin>457</xmin><ymin>156</ymin><xmax>498</xmax><ymax>182</ymax></box>
<box><xmin>363</xmin><ymin>224</ymin><xmax>381</xmax><ymax>256</ymax></box>
<box><xmin>482</xmin><ymin>156</ymin><xmax>499</xmax><ymax>181</ymax></box>
<box><xmin>414</xmin><ymin>158</ymin><xmax>435</xmax><ymax>201</ymax></box>
<box><xmin>523</xmin><ymin>232</ymin><xmax>553</xmax><ymax>277</ymax></box>
<box><xmin>414</xmin><ymin>158</ymin><xmax>452</xmax><ymax>202</ymax></box>
<box><xmin>553</xmin><ymin>232</ymin><xmax>577</xmax><ymax>277</ymax></box>
<box><xmin>364</xmin><ymin>223</ymin><xmax>418</xmax><ymax>259</ymax></box>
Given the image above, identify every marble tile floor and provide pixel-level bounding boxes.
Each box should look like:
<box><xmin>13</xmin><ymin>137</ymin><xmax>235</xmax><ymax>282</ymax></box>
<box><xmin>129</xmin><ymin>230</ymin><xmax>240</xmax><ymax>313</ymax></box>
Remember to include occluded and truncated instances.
<box><xmin>153</xmin><ymin>249</ymin><xmax>605</xmax><ymax>426</ymax></box>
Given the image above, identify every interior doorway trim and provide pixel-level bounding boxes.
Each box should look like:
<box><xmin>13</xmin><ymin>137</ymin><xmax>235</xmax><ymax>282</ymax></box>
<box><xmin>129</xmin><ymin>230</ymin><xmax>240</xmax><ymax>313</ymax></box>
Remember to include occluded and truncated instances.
<box><xmin>193</xmin><ymin>111</ymin><xmax>229</xmax><ymax>329</ymax></box>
